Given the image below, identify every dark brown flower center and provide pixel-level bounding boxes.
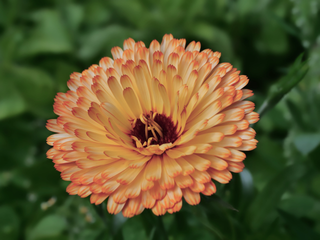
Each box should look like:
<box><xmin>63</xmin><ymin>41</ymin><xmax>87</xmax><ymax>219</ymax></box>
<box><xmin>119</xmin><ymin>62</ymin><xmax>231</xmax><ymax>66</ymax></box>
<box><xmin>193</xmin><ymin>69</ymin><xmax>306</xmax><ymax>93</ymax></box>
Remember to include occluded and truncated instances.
<box><xmin>131</xmin><ymin>113</ymin><xmax>178</xmax><ymax>147</ymax></box>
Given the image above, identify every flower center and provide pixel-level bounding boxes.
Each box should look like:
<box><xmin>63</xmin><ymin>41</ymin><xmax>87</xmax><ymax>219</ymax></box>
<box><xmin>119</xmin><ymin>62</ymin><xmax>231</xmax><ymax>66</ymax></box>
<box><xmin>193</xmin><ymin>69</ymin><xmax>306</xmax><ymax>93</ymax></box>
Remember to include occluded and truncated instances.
<box><xmin>131</xmin><ymin>112</ymin><xmax>178</xmax><ymax>147</ymax></box>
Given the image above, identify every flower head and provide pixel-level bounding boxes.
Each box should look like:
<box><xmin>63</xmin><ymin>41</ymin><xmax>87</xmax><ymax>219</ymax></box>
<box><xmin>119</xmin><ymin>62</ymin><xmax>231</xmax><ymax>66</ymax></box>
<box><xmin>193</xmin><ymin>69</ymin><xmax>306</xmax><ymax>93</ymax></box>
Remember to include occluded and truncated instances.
<box><xmin>46</xmin><ymin>34</ymin><xmax>259</xmax><ymax>217</ymax></box>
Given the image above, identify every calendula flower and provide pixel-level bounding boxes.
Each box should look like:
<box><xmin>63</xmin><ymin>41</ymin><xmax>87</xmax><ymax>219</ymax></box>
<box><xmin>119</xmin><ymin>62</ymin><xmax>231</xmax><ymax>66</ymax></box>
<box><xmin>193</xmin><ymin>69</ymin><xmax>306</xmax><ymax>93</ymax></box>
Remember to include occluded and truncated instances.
<box><xmin>46</xmin><ymin>34</ymin><xmax>259</xmax><ymax>217</ymax></box>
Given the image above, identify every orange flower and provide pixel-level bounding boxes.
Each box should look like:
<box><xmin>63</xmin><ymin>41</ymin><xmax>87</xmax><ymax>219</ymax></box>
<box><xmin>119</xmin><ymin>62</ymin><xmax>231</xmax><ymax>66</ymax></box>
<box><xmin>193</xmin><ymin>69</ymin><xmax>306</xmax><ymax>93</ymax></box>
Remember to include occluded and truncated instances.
<box><xmin>46</xmin><ymin>34</ymin><xmax>259</xmax><ymax>217</ymax></box>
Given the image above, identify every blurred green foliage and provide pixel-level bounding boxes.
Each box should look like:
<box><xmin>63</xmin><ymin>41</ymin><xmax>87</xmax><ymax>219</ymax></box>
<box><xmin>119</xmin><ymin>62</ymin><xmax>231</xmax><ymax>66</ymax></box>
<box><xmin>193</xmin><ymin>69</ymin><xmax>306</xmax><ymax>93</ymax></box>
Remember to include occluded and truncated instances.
<box><xmin>0</xmin><ymin>0</ymin><xmax>320</xmax><ymax>239</ymax></box>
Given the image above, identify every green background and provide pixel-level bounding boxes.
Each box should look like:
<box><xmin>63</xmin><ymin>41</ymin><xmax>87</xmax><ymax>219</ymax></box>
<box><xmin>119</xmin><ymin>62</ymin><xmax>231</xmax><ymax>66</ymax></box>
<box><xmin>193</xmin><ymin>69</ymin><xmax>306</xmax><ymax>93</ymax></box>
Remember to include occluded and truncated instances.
<box><xmin>1</xmin><ymin>0</ymin><xmax>320</xmax><ymax>239</ymax></box>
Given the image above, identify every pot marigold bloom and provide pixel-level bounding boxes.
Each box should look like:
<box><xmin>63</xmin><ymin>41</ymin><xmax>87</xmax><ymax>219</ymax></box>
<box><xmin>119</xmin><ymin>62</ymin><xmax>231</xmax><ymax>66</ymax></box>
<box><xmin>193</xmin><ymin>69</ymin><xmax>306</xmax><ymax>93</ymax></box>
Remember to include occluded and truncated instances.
<box><xmin>46</xmin><ymin>34</ymin><xmax>259</xmax><ymax>217</ymax></box>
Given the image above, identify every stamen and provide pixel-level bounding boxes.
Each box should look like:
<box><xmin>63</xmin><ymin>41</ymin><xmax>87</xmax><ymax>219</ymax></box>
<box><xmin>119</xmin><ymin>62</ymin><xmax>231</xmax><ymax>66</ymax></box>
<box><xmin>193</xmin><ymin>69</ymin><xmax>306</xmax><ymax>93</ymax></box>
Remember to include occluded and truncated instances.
<box><xmin>148</xmin><ymin>126</ymin><xmax>158</xmax><ymax>142</ymax></box>
<box><xmin>132</xmin><ymin>119</ymin><xmax>137</xmax><ymax>128</ymax></box>
<box><xmin>145</xmin><ymin>123</ymin><xmax>148</xmax><ymax>141</ymax></box>
<box><xmin>147</xmin><ymin>137</ymin><xmax>154</xmax><ymax>146</ymax></box>
<box><xmin>149</xmin><ymin>120</ymin><xmax>163</xmax><ymax>138</ymax></box>
<box><xmin>140</xmin><ymin>114</ymin><xmax>147</xmax><ymax>124</ymax></box>
<box><xmin>130</xmin><ymin>112</ymin><xmax>178</xmax><ymax>147</ymax></box>
<box><xmin>152</xmin><ymin>112</ymin><xmax>157</xmax><ymax>119</ymax></box>
<box><xmin>131</xmin><ymin>136</ymin><xmax>143</xmax><ymax>148</ymax></box>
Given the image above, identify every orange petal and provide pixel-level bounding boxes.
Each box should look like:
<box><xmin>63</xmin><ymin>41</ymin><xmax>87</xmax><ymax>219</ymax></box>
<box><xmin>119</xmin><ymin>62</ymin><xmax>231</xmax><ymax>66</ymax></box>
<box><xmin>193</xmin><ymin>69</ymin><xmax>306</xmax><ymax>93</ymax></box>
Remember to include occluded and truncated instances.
<box><xmin>100</xmin><ymin>180</ymin><xmax>120</xmax><ymax>195</ymax></box>
<box><xmin>175</xmin><ymin>174</ymin><xmax>193</xmax><ymax>188</ymax></box>
<box><xmin>159</xmin><ymin>194</ymin><xmax>175</xmax><ymax>209</ymax></box>
<box><xmin>189</xmin><ymin>179</ymin><xmax>205</xmax><ymax>193</ymax></box>
<box><xmin>122</xmin><ymin>196</ymin><xmax>144</xmax><ymax>218</ymax></box>
<box><xmin>90</xmin><ymin>193</ymin><xmax>109</xmax><ymax>205</ymax></box>
<box><xmin>183</xmin><ymin>155</ymin><xmax>211</xmax><ymax>171</ymax></box>
<box><xmin>182</xmin><ymin>188</ymin><xmax>200</xmax><ymax>205</ymax></box>
<box><xmin>213</xmin><ymin>136</ymin><xmax>242</xmax><ymax>148</ymax></box>
<box><xmin>205</xmin><ymin>146</ymin><xmax>231</xmax><ymax>159</ymax></box>
<box><xmin>245</xmin><ymin>111</ymin><xmax>260</xmax><ymax>124</ymax></box>
<box><xmin>225</xmin><ymin>148</ymin><xmax>246</xmax><ymax>162</ymax></box>
<box><xmin>78</xmin><ymin>185</ymin><xmax>92</xmax><ymax>198</ymax></box>
<box><xmin>149</xmin><ymin>182</ymin><xmax>166</xmax><ymax>200</ymax></box>
<box><xmin>199</xmin><ymin>155</ymin><xmax>228</xmax><ymax>170</ymax></box>
<box><xmin>201</xmin><ymin>181</ymin><xmax>216</xmax><ymax>196</ymax></box>
<box><xmin>162</xmin><ymin>154</ymin><xmax>183</xmax><ymax>178</ymax></box>
<box><xmin>159</xmin><ymin>160</ymin><xmax>175</xmax><ymax>190</ymax></box>
<box><xmin>116</xmin><ymin>165</ymin><xmax>145</xmax><ymax>185</ymax></box>
<box><xmin>190</xmin><ymin>170</ymin><xmax>211</xmax><ymax>184</ymax></box>
<box><xmin>227</xmin><ymin>161</ymin><xmax>245</xmax><ymax>173</ymax></box>
<box><xmin>207</xmin><ymin>168</ymin><xmax>232</xmax><ymax>184</ymax></box>
<box><xmin>66</xmin><ymin>182</ymin><xmax>81</xmax><ymax>195</ymax></box>
<box><xmin>234</xmin><ymin>128</ymin><xmax>256</xmax><ymax>140</ymax></box>
<box><xmin>145</xmin><ymin>155</ymin><xmax>162</xmax><ymax>181</ymax></box>
<box><xmin>112</xmin><ymin>184</ymin><xmax>128</xmax><ymax>204</ymax></box>
<box><xmin>124</xmin><ymin>170</ymin><xmax>144</xmax><ymax>198</ymax></box>
<box><xmin>175</xmin><ymin>157</ymin><xmax>195</xmax><ymax>176</ymax></box>
<box><xmin>167</xmin><ymin>200</ymin><xmax>182</xmax><ymax>214</ymax></box>
<box><xmin>152</xmin><ymin>201</ymin><xmax>167</xmax><ymax>216</ymax></box>
<box><xmin>107</xmin><ymin>195</ymin><xmax>125</xmax><ymax>214</ymax></box>
<box><xmin>141</xmin><ymin>190</ymin><xmax>156</xmax><ymax>209</ymax></box>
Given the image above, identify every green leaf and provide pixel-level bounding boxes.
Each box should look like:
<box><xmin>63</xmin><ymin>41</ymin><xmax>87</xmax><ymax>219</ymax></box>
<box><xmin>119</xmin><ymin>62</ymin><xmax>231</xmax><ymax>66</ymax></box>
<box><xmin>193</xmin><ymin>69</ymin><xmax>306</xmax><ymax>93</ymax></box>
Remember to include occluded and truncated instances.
<box><xmin>0</xmin><ymin>28</ymin><xmax>23</xmax><ymax>64</ymax></box>
<box><xmin>140</xmin><ymin>211</ymin><xmax>168</xmax><ymax>240</ymax></box>
<box><xmin>190</xmin><ymin>205</ymin><xmax>224</xmax><ymax>239</ymax></box>
<box><xmin>18</xmin><ymin>9</ymin><xmax>73</xmax><ymax>56</ymax></box>
<box><xmin>63</xmin><ymin>3</ymin><xmax>84</xmax><ymax>33</ymax></box>
<box><xmin>202</xmin><ymin>195</ymin><xmax>238</xmax><ymax>212</ymax></box>
<box><xmin>260</xmin><ymin>15</ymin><xmax>288</xmax><ymax>54</ymax></box>
<box><xmin>0</xmin><ymin>206</ymin><xmax>19</xmax><ymax>240</ymax></box>
<box><xmin>122</xmin><ymin>215</ymin><xmax>146</xmax><ymax>240</ymax></box>
<box><xmin>84</xmin><ymin>1</ymin><xmax>111</xmax><ymax>26</ymax></box>
<box><xmin>257</xmin><ymin>54</ymin><xmax>309</xmax><ymax>118</ymax></box>
<box><xmin>110</xmin><ymin>0</ymin><xmax>148</xmax><ymax>29</ymax></box>
<box><xmin>7</xmin><ymin>66</ymin><xmax>55</xmax><ymax>118</ymax></box>
<box><xmin>293</xmin><ymin>133</ymin><xmax>320</xmax><ymax>156</ymax></box>
<box><xmin>54</xmin><ymin>61</ymin><xmax>81</xmax><ymax>92</ymax></box>
<box><xmin>28</xmin><ymin>215</ymin><xmax>66</xmax><ymax>240</ymax></box>
<box><xmin>190</xmin><ymin>22</ymin><xmax>233</xmax><ymax>60</ymax></box>
<box><xmin>308</xmin><ymin>144</ymin><xmax>320</xmax><ymax>171</ymax></box>
<box><xmin>113</xmin><ymin>213</ymin><xmax>127</xmax><ymax>236</ymax></box>
<box><xmin>245</xmin><ymin>163</ymin><xmax>306</xmax><ymax>231</ymax></box>
<box><xmin>0</xmin><ymin>80</ymin><xmax>26</xmax><ymax>120</ymax></box>
<box><xmin>286</xmin><ymin>99</ymin><xmax>310</xmax><ymax>131</ymax></box>
<box><xmin>311</xmin><ymin>174</ymin><xmax>320</xmax><ymax>197</ymax></box>
<box><xmin>78</xmin><ymin>25</ymin><xmax>132</xmax><ymax>60</ymax></box>
<box><xmin>235</xmin><ymin>169</ymin><xmax>254</xmax><ymax>213</ymax></box>
<box><xmin>279</xmin><ymin>195</ymin><xmax>316</xmax><ymax>218</ymax></box>
<box><xmin>278</xmin><ymin>209</ymin><xmax>320</xmax><ymax>240</ymax></box>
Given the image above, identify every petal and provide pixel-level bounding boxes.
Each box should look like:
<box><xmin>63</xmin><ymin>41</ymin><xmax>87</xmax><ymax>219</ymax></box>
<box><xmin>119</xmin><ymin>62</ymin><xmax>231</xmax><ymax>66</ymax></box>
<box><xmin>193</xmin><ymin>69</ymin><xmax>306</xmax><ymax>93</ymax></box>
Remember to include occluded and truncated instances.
<box><xmin>175</xmin><ymin>157</ymin><xmax>195</xmax><ymax>176</ymax></box>
<box><xmin>162</xmin><ymin>154</ymin><xmax>183</xmax><ymax>178</ymax></box>
<box><xmin>189</xmin><ymin>179</ymin><xmax>205</xmax><ymax>193</ymax></box>
<box><xmin>227</xmin><ymin>161</ymin><xmax>245</xmax><ymax>173</ymax></box>
<box><xmin>182</xmin><ymin>188</ymin><xmax>200</xmax><ymax>205</ymax></box>
<box><xmin>145</xmin><ymin>155</ymin><xmax>162</xmax><ymax>181</ymax></box>
<box><xmin>122</xmin><ymin>196</ymin><xmax>143</xmax><ymax>218</ymax></box>
<box><xmin>201</xmin><ymin>181</ymin><xmax>216</xmax><ymax>196</ymax></box>
<box><xmin>159</xmin><ymin>159</ymin><xmax>175</xmax><ymax>189</ymax></box>
<box><xmin>199</xmin><ymin>155</ymin><xmax>228</xmax><ymax>170</ymax></box>
<box><xmin>107</xmin><ymin>195</ymin><xmax>125</xmax><ymax>214</ymax></box>
<box><xmin>207</xmin><ymin>168</ymin><xmax>232</xmax><ymax>184</ymax></box>
<box><xmin>175</xmin><ymin>174</ymin><xmax>193</xmax><ymax>188</ymax></box>
<box><xmin>149</xmin><ymin>181</ymin><xmax>166</xmax><ymax>200</ymax></box>
<box><xmin>183</xmin><ymin>155</ymin><xmax>211</xmax><ymax>171</ymax></box>
<box><xmin>141</xmin><ymin>190</ymin><xmax>156</xmax><ymax>209</ymax></box>
<box><xmin>152</xmin><ymin>201</ymin><xmax>167</xmax><ymax>216</ymax></box>
<box><xmin>190</xmin><ymin>169</ymin><xmax>211</xmax><ymax>184</ymax></box>
<box><xmin>90</xmin><ymin>193</ymin><xmax>109</xmax><ymax>205</ymax></box>
<box><xmin>167</xmin><ymin>200</ymin><xmax>182</xmax><ymax>214</ymax></box>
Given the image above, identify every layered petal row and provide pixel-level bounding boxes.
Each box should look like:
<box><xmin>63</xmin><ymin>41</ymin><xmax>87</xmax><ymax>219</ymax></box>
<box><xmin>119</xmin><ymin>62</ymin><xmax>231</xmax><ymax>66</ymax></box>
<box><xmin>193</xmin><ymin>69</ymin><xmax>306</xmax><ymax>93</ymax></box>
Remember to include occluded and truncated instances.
<box><xmin>47</xmin><ymin>34</ymin><xmax>259</xmax><ymax>217</ymax></box>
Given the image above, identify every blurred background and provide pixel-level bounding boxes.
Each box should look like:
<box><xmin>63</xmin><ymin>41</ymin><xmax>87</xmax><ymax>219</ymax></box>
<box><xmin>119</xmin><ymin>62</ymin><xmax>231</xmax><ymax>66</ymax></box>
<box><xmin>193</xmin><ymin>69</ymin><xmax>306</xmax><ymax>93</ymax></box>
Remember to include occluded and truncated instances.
<box><xmin>0</xmin><ymin>0</ymin><xmax>320</xmax><ymax>239</ymax></box>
